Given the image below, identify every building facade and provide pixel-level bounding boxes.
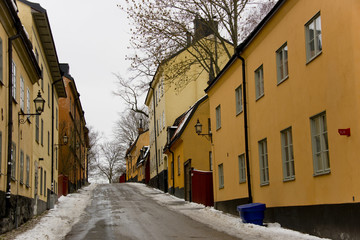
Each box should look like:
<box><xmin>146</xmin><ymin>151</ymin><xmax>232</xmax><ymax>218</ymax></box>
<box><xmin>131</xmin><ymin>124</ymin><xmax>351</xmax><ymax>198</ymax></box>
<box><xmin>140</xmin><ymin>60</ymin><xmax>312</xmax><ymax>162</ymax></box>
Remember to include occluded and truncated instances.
<box><xmin>58</xmin><ymin>64</ymin><xmax>88</xmax><ymax>195</ymax></box>
<box><xmin>206</xmin><ymin>0</ymin><xmax>360</xmax><ymax>238</ymax></box>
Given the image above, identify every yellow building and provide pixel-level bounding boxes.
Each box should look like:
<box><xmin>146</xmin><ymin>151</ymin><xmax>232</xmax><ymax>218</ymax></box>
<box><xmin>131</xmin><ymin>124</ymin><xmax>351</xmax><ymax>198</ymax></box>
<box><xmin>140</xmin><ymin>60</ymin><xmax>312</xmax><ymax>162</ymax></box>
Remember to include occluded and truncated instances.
<box><xmin>205</xmin><ymin>0</ymin><xmax>360</xmax><ymax>238</ymax></box>
<box><xmin>17</xmin><ymin>0</ymin><xmax>66</xmax><ymax>214</ymax></box>
<box><xmin>145</xmin><ymin>21</ymin><xmax>230</xmax><ymax>192</ymax></box>
<box><xmin>0</xmin><ymin>0</ymin><xmax>42</xmax><ymax>232</ymax></box>
<box><xmin>164</xmin><ymin>95</ymin><xmax>213</xmax><ymax>205</ymax></box>
<box><xmin>125</xmin><ymin>129</ymin><xmax>149</xmax><ymax>183</ymax></box>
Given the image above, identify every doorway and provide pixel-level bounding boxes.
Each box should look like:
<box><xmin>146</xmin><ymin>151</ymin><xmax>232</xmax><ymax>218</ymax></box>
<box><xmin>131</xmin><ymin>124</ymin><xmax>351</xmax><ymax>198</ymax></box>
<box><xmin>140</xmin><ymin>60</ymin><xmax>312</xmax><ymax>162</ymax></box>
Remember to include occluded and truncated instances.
<box><xmin>184</xmin><ymin>159</ymin><xmax>192</xmax><ymax>202</ymax></box>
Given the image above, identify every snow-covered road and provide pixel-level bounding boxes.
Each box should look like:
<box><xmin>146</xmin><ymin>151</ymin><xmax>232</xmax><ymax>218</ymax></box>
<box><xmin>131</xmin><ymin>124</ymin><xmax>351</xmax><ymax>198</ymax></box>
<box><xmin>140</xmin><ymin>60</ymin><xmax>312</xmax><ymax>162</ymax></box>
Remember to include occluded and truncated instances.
<box><xmin>12</xmin><ymin>183</ymin><xmax>329</xmax><ymax>240</ymax></box>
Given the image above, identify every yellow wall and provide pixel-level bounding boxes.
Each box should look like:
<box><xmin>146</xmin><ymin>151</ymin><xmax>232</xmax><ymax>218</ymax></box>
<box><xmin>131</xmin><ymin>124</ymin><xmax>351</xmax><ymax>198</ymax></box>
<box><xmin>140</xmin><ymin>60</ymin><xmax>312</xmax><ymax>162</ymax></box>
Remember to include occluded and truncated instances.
<box><xmin>126</xmin><ymin>131</ymin><xmax>149</xmax><ymax>181</ymax></box>
<box><xmin>208</xmin><ymin>0</ymin><xmax>360</xmax><ymax>207</ymax></box>
<box><xmin>166</xmin><ymin>98</ymin><xmax>212</xmax><ymax>191</ymax></box>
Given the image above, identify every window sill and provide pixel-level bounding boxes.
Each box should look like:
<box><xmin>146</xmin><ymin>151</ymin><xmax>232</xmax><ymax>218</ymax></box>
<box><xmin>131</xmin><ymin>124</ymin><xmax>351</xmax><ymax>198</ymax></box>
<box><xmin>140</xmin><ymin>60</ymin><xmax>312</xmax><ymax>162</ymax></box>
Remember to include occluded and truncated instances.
<box><xmin>283</xmin><ymin>177</ymin><xmax>295</xmax><ymax>182</ymax></box>
<box><xmin>313</xmin><ymin>169</ymin><xmax>331</xmax><ymax>177</ymax></box>
<box><xmin>219</xmin><ymin>186</ymin><xmax>224</xmax><ymax>189</ymax></box>
<box><xmin>216</xmin><ymin>127</ymin><xmax>221</xmax><ymax>131</ymax></box>
<box><xmin>306</xmin><ymin>51</ymin><xmax>322</xmax><ymax>65</ymax></box>
<box><xmin>256</xmin><ymin>94</ymin><xmax>264</xmax><ymax>102</ymax></box>
<box><xmin>277</xmin><ymin>75</ymin><xmax>289</xmax><ymax>86</ymax></box>
<box><xmin>260</xmin><ymin>182</ymin><xmax>269</xmax><ymax>187</ymax></box>
<box><xmin>26</xmin><ymin>184</ymin><xmax>30</xmax><ymax>188</ymax></box>
<box><xmin>0</xmin><ymin>80</ymin><xmax>4</xmax><ymax>86</ymax></box>
<box><xmin>11</xmin><ymin>177</ymin><xmax>16</xmax><ymax>182</ymax></box>
<box><xmin>236</xmin><ymin>110</ymin><xmax>243</xmax><ymax>117</ymax></box>
<box><xmin>239</xmin><ymin>180</ymin><xmax>246</xmax><ymax>184</ymax></box>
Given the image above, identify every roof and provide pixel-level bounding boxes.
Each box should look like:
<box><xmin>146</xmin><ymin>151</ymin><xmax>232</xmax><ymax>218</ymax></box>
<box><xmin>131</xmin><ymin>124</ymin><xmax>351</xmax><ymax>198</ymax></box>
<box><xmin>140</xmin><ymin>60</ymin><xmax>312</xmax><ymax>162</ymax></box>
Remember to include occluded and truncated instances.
<box><xmin>205</xmin><ymin>0</ymin><xmax>286</xmax><ymax>93</ymax></box>
<box><xmin>136</xmin><ymin>146</ymin><xmax>150</xmax><ymax>167</ymax></box>
<box><xmin>18</xmin><ymin>0</ymin><xmax>67</xmax><ymax>98</ymax></box>
<box><xmin>165</xmin><ymin>95</ymin><xmax>208</xmax><ymax>150</ymax></box>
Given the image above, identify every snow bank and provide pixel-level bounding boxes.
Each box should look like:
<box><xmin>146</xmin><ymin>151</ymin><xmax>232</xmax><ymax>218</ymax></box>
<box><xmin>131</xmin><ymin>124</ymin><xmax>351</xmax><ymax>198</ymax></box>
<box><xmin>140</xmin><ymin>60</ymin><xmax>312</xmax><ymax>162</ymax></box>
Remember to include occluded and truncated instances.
<box><xmin>15</xmin><ymin>184</ymin><xmax>97</xmax><ymax>240</ymax></box>
<box><xmin>129</xmin><ymin>183</ymin><xmax>330</xmax><ymax>240</ymax></box>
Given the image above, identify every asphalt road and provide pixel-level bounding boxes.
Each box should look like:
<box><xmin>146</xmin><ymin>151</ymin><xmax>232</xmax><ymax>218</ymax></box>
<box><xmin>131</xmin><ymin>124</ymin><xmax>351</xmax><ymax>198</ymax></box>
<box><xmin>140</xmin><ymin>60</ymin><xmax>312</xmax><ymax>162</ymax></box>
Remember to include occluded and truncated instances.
<box><xmin>64</xmin><ymin>184</ymin><xmax>240</xmax><ymax>240</ymax></box>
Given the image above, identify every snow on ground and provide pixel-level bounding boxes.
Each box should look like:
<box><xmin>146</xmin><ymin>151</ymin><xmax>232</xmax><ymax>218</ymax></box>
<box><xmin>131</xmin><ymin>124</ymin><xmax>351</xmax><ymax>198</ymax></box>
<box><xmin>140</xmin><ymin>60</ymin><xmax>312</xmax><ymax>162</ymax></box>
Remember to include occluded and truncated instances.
<box><xmin>15</xmin><ymin>184</ymin><xmax>97</xmax><ymax>240</ymax></box>
<box><xmin>129</xmin><ymin>183</ymin><xmax>330</xmax><ymax>240</ymax></box>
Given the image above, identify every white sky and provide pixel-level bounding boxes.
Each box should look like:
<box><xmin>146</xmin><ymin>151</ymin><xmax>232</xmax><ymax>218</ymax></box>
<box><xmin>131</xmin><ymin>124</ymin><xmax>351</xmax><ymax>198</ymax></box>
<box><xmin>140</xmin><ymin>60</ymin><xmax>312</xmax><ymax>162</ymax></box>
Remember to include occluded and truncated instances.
<box><xmin>32</xmin><ymin>0</ymin><xmax>131</xmax><ymax>139</ymax></box>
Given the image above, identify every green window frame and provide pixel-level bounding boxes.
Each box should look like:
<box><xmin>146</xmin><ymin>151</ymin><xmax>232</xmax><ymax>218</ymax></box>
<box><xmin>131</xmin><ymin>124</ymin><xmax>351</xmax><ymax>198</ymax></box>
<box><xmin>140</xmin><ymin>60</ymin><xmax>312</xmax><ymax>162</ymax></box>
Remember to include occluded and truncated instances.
<box><xmin>218</xmin><ymin>163</ymin><xmax>224</xmax><ymax>189</ymax></box>
<box><xmin>258</xmin><ymin>138</ymin><xmax>269</xmax><ymax>185</ymax></box>
<box><xmin>305</xmin><ymin>13</ymin><xmax>322</xmax><ymax>62</ymax></box>
<box><xmin>281</xmin><ymin>127</ymin><xmax>295</xmax><ymax>181</ymax></box>
<box><xmin>238</xmin><ymin>154</ymin><xmax>246</xmax><ymax>183</ymax></box>
<box><xmin>255</xmin><ymin>65</ymin><xmax>264</xmax><ymax>100</ymax></box>
<box><xmin>276</xmin><ymin>43</ymin><xmax>289</xmax><ymax>84</ymax></box>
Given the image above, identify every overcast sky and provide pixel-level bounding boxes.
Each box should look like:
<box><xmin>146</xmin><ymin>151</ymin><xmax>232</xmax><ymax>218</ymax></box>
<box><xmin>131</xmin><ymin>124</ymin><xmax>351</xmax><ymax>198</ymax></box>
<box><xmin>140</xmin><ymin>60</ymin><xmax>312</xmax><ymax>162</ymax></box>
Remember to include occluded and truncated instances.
<box><xmin>32</xmin><ymin>0</ymin><xmax>131</xmax><ymax>140</ymax></box>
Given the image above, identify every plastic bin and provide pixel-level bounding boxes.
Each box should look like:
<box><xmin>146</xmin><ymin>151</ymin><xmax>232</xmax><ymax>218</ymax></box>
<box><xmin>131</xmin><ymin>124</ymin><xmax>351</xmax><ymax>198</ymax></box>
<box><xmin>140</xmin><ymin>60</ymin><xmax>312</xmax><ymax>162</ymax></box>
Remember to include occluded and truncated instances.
<box><xmin>237</xmin><ymin>203</ymin><xmax>266</xmax><ymax>226</ymax></box>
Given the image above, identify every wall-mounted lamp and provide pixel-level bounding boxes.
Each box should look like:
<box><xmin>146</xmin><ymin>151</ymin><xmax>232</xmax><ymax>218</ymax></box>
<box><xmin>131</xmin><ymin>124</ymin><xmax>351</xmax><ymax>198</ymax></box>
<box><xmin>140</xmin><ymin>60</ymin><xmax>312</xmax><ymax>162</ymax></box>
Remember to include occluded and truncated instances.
<box><xmin>19</xmin><ymin>91</ymin><xmax>45</xmax><ymax>124</ymax></box>
<box><xmin>194</xmin><ymin>119</ymin><xmax>212</xmax><ymax>142</ymax></box>
<box><xmin>55</xmin><ymin>133</ymin><xmax>68</xmax><ymax>148</ymax></box>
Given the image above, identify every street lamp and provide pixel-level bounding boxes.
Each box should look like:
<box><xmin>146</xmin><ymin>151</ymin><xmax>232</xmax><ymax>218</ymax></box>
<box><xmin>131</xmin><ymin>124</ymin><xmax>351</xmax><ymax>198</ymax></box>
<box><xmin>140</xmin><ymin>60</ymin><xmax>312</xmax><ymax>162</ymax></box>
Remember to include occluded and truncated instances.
<box><xmin>19</xmin><ymin>90</ymin><xmax>45</xmax><ymax>124</ymax></box>
<box><xmin>194</xmin><ymin>119</ymin><xmax>212</xmax><ymax>142</ymax></box>
<box><xmin>55</xmin><ymin>133</ymin><xmax>68</xmax><ymax>148</ymax></box>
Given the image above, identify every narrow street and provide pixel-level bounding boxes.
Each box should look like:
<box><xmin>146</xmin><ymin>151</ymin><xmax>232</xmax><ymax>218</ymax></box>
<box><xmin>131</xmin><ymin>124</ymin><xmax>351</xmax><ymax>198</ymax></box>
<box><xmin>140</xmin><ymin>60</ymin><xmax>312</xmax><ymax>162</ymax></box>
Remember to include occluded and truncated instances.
<box><xmin>64</xmin><ymin>184</ymin><xmax>240</xmax><ymax>240</ymax></box>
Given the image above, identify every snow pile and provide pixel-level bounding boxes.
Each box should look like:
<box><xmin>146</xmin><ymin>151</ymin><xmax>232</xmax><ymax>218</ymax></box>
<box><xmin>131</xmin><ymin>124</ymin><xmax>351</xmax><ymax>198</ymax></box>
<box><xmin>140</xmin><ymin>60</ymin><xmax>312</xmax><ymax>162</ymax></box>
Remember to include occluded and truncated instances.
<box><xmin>15</xmin><ymin>184</ymin><xmax>97</xmax><ymax>240</ymax></box>
<box><xmin>130</xmin><ymin>183</ymin><xmax>329</xmax><ymax>240</ymax></box>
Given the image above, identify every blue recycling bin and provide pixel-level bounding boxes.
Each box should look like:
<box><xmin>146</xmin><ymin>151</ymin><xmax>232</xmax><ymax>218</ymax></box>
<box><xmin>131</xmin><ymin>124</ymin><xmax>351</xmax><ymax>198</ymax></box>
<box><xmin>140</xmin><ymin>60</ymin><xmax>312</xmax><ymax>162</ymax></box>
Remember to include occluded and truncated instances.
<box><xmin>237</xmin><ymin>203</ymin><xmax>266</xmax><ymax>226</ymax></box>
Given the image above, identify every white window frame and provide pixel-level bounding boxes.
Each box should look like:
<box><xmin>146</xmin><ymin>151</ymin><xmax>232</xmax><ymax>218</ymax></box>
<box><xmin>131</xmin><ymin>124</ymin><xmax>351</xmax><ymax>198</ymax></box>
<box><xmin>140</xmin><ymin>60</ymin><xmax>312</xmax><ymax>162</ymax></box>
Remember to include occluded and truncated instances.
<box><xmin>12</xmin><ymin>61</ymin><xmax>16</xmax><ymax>100</ymax></box>
<box><xmin>258</xmin><ymin>138</ymin><xmax>269</xmax><ymax>185</ymax></box>
<box><xmin>276</xmin><ymin>43</ymin><xmax>289</xmax><ymax>84</ymax></box>
<box><xmin>238</xmin><ymin>154</ymin><xmax>246</xmax><ymax>183</ymax></box>
<box><xmin>218</xmin><ymin>163</ymin><xmax>224</xmax><ymax>189</ymax></box>
<box><xmin>235</xmin><ymin>85</ymin><xmax>243</xmax><ymax>115</ymax></box>
<box><xmin>162</xmin><ymin>111</ymin><xmax>165</xmax><ymax>129</ymax></box>
<box><xmin>281</xmin><ymin>127</ymin><xmax>295</xmax><ymax>181</ymax></box>
<box><xmin>20</xmin><ymin>76</ymin><xmax>25</xmax><ymax>111</ymax></box>
<box><xmin>305</xmin><ymin>13</ymin><xmax>322</xmax><ymax>62</ymax></box>
<box><xmin>0</xmin><ymin>37</ymin><xmax>3</xmax><ymax>84</ymax></box>
<box><xmin>310</xmin><ymin>112</ymin><xmax>330</xmax><ymax>175</ymax></box>
<box><xmin>255</xmin><ymin>65</ymin><xmax>264</xmax><ymax>100</ymax></box>
<box><xmin>216</xmin><ymin>105</ymin><xmax>221</xmax><ymax>130</ymax></box>
<box><xmin>26</xmin><ymin>88</ymin><xmax>30</xmax><ymax>115</ymax></box>
<box><xmin>26</xmin><ymin>155</ymin><xmax>30</xmax><ymax>186</ymax></box>
<box><xmin>20</xmin><ymin>150</ymin><xmax>24</xmax><ymax>184</ymax></box>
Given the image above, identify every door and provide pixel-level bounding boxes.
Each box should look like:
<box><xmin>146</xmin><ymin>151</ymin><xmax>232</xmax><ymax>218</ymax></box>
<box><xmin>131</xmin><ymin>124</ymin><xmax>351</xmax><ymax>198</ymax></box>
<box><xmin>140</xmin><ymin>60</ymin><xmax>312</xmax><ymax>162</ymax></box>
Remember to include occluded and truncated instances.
<box><xmin>184</xmin><ymin>159</ymin><xmax>192</xmax><ymax>201</ymax></box>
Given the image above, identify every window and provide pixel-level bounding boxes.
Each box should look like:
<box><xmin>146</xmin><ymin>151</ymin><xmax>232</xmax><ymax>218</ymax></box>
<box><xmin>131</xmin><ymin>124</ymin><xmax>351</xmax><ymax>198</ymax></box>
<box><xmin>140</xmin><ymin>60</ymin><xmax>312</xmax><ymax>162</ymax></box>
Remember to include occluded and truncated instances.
<box><xmin>310</xmin><ymin>112</ymin><xmax>330</xmax><ymax>175</ymax></box>
<box><xmin>171</xmin><ymin>161</ymin><xmax>174</xmax><ymax>180</ymax></box>
<box><xmin>41</xmin><ymin>64</ymin><xmax>43</xmax><ymax>82</ymax></box>
<box><xmin>235</xmin><ymin>85</ymin><xmax>243</xmax><ymax>115</ymax></box>
<box><xmin>11</xmin><ymin>143</ymin><xmax>16</xmax><ymax>179</ymax></box>
<box><xmin>55</xmin><ymin>148</ymin><xmax>58</xmax><ymax>170</ymax></box>
<box><xmin>258</xmin><ymin>138</ymin><xmax>269</xmax><ymax>185</ymax></box>
<box><xmin>238</xmin><ymin>154</ymin><xmax>246</xmax><ymax>183</ymax></box>
<box><xmin>305</xmin><ymin>13</ymin><xmax>322</xmax><ymax>62</ymax></box>
<box><xmin>48</xmin><ymin>131</ymin><xmax>50</xmax><ymax>155</ymax></box>
<box><xmin>20</xmin><ymin>150</ymin><xmax>24</xmax><ymax>184</ymax></box>
<box><xmin>255</xmin><ymin>65</ymin><xmax>264</xmax><ymax>100</ymax></box>
<box><xmin>20</xmin><ymin>77</ymin><xmax>25</xmax><ymax>111</ymax></box>
<box><xmin>0</xmin><ymin>38</ymin><xmax>3</xmax><ymax>84</ymax></box>
<box><xmin>162</xmin><ymin>111</ymin><xmax>165</xmax><ymax>129</ymax></box>
<box><xmin>209</xmin><ymin>151</ymin><xmax>213</xmax><ymax>171</ymax></box>
<box><xmin>177</xmin><ymin>156</ymin><xmax>180</xmax><ymax>176</ymax></box>
<box><xmin>35</xmin><ymin>48</ymin><xmax>39</xmax><ymax>63</ymax></box>
<box><xmin>0</xmin><ymin>131</ymin><xmax>2</xmax><ymax>173</ymax></box>
<box><xmin>155</xmin><ymin>90</ymin><xmax>158</xmax><ymax>106</ymax></box>
<box><xmin>35</xmin><ymin>115</ymin><xmax>39</xmax><ymax>143</ymax></box>
<box><xmin>41</xmin><ymin>119</ymin><xmax>44</xmax><ymax>146</ymax></box>
<box><xmin>218</xmin><ymin>163</ymin><xmax>224</xmax><ymax>189</ymax></box>
<box><xmin>48</xmin><ymin>84</ymin><xmax>50</xmax><ymax>107</ymax></box>
<box><xmin>281</xmin><ymin>127</ymin><xmax>295</xmax><ymax>181</ymax></box>
<box><xmin>26</xmin><ymin>155</ymin><xmax>30</xmax><ymax>186</ymax></box>
<box><xmin>12</xmin><ymin>61</ymin><xmax>16</xmax><ymax>100</ymax></box>
<box><xmin>208</xmin><ymin>118</ymin><xmax>211</xmax><ymax>134</ymax></box>
<box><xmin>40</xmin><ymin>167</ymin><xmax>43</xmax><ymax>195</ymax></box>
<box><xmin>216</xmin><ymin>105</ymin><xmax>221</xmax><ymax>130</ymax></box>
<box><xmin>276</xmin><ymin>43</ymin><xmax>289</xmax><ymax>83</ymax></box>
<box><xmin>161</xmin><ymin>78</ymin><xmax>164</xmax><ymax>96</ymax></box>
<box><xmin>44</xmin><ymin>170</ymin><xmax>47</xmax><ymax>197</ymax></box>
<box><xmin>27</xmin><ymin>88</ymin><xmax>30</xmax><ymax>115</ymax></box>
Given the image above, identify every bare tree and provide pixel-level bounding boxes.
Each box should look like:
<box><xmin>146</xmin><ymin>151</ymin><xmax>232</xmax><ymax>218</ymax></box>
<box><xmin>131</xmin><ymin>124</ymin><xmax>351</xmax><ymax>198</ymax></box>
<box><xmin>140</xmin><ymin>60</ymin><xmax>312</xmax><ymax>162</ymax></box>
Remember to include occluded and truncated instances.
<box><xmin>120</xmin><ymin>0</ymin><xmax>277</xmax><ymax>85</ymax></box>
<box><xmin>87</xmin><ymin>126</ymin><xmax>101</xmax><ymax>174</ymax></box>
<box><xmin>113</xmin><ymin>109</ymin><xmax>149</xmax><ymax>148</ymax></box>
<box><xmin>97</xmin><ymin>141</ymin><xmax>126</xmax><ymax>183</ymax></box>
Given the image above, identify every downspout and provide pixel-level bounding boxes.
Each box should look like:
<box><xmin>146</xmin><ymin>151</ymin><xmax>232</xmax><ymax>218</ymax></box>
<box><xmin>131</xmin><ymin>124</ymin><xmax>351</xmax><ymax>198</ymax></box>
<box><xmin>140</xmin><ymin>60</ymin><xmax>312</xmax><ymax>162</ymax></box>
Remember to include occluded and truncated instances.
<box><xmin>6</xmin><ymin>34</ymin><xmax>21</xmax><ymax>217</ymax></box>
<box><xmin>168</xmin><ymin>147</ymin><xmax>175</xmax><ymax>195</ymax></box>
<box><xmin>236</xmin><ymin>52</ymin><xmax>253</xmax><ymax>204</ymax></box>
<box><xmin>51</xmin><ymin>79</ymin><xmax>62</xmax><ymax>193</ymax></box>
<box><xmin>149</xmin><ymin>84</ymin><xmax>160</xmax><ymax>189</ymax></box>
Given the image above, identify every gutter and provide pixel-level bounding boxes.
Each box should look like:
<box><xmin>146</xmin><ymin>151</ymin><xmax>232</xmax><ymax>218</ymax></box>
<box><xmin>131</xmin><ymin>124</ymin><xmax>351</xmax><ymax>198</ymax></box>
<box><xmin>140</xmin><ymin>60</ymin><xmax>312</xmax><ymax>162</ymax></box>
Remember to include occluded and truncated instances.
<box><xmin>235</xmin><ymin>52</ymin><xmax>253</xmax><ymax>204</ymax></box>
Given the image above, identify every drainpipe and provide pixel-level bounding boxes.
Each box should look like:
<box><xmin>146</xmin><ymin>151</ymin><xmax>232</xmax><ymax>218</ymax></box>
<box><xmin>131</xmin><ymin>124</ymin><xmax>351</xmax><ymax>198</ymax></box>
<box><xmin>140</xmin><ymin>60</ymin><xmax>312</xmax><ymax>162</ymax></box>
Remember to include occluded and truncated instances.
<box><xmin>51</xmin><ymin>79</ymin><xmax>62</xmax><ymax>194</ymax></box>
<box><xmin>149</xmin><ymin>84</ymin><xmax>160</xmax><ymax>189</ymax></box>
<box><xmin>236</xmin><ymin>52</ymin><xmax>253</xmax><ymax>204</ymax></box>
<box><xmin>168</xmin><ymin>147</ymin><xmax>175</xmax><ymax>195</ymax></box>
<box><xmin>6</xmin><ymin>34</ymin><xmax>21</xmax><ymax>217</ymax></box>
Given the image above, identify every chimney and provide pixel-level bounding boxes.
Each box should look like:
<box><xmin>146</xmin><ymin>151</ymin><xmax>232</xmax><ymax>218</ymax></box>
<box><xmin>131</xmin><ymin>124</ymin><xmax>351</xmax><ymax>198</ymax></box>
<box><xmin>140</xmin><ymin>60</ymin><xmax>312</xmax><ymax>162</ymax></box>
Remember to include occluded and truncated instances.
<box><xmin>193</xmin><ymin>17</ymin><xmax>218</xmax><ymax>42</ymax></box>
<box><xmin>186</xmin><ymin>32</ymin><xmax>192</xmax><ymax>47</ymax></box>
<box><xmin>59</xmin><ymin>63</ymin><xmax>70</xmax><ymax>76</ymax></box>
